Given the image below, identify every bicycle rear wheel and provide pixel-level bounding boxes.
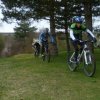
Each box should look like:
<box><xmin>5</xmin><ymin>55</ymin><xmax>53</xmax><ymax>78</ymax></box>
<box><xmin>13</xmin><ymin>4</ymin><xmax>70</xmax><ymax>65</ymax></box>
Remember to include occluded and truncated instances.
<box><xmin>83</xmin><ymin>51</ymin><xmax>96</xmax><ymax>77</ymax></box>
<box><xmin>45</xmin><ymin>50</ymin><xmax>50</xmax><ymax>62</ymax></box>
<box><xmin>67</xmin><ymin>51</ymin><xmax>78</xmax><ymax>71</ymax></box>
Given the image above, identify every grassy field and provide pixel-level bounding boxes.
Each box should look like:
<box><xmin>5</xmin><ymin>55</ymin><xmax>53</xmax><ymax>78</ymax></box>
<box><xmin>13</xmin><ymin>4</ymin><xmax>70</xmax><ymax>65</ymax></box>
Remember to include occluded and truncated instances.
<box><xmin>0</xmin><ymin>49</ymin><xmax>100</xmax><ymax>100</ymax></box>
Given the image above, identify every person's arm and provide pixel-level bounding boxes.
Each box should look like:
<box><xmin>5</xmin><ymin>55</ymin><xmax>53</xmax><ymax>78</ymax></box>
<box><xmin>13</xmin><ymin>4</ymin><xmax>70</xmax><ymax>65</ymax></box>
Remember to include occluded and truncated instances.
<box><xmin>86</xmin><ymin>29</ymin><xmax>95</xmax><ymax>38</ymax></box>
<box><xmin>69</xmin><ymin>29</ymin><xmax>76</xmax><ymax>40</ymax></box>
<box><xmin>86</xmin><ymin>29</ymin><xmax>97</xmax><ymax>42</ymax></box>
<box><xmin>32</xmin><ymin>43</ymin><xmax>34</xmax><ymax>48</ymax></box>
<box><xmin>69</xmin><ymin>23</ymin><xmax>77</xmax><ymax>41</ymax></box>
<box><xmin>48</xmin><ymin>32</ymin><xmax>55</xmax><ymax>43</ymax></box>
<box><xmin>32</xmin><ymin>43</ymin><xmax>36</xmax><ymax>50</ymax></box>
<box><xmin>39</xmin><ymin>33</ymin><xmax>42</xmax><ymax>44</ymax></box>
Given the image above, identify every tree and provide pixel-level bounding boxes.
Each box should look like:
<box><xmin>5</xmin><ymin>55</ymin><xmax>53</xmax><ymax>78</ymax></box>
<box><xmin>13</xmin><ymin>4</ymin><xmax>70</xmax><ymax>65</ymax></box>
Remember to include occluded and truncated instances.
<box><xmin>14</xmin><ymin>19</ymin><xmax>37</xmax><ymax>51</ymax></box>
<box><xmin>1</xmin><ymin>0</ymin><xmax>100</xmax><ymax>54</ymax></box>
<box><xmin>1</xmin><ymin>0</ymin><xmax>59</xmax><ymax>55</ymax></box>
<box><xmin>82</xmin><ymin>0</ymin><xmax>100</xmax><ymax>52</ymax></box>
<box><xmin>1</xmin><ymin>0</ymin><xmax>100</xmax><ymax>30</ymax></box>
<box><xmin>0</xmin><ymin>34</ymin><xmax>5</xmax><ymax>54</ymax></box>
<box><xmin>73</xmin><ymin>0</ymin><xmax>100</xmax><ymax>31</ymax></box>
<box><xmin>14</xmin><ymin>20</ymin><xmax>37</xmax><ymax>40</ymax></box>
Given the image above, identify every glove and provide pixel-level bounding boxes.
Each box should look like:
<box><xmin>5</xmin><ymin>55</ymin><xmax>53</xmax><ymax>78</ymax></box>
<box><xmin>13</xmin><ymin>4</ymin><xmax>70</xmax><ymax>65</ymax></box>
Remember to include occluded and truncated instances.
<box><xmin>73</xmin><ymin>39</ymin><xmax>79</xmax><ymax>43</ymax></box>
<box><xmin>93</xmin><ymin>38</ymin><xmax>97</xmax><ymax>43</ymax></box>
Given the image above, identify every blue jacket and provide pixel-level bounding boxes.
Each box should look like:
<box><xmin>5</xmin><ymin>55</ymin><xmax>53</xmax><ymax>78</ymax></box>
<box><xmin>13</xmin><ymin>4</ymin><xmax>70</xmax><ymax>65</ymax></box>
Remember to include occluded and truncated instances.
<box><xmin>39</xmin><ymin>32</ymin><xmax>54</xmax><ymax>43</ymax></box>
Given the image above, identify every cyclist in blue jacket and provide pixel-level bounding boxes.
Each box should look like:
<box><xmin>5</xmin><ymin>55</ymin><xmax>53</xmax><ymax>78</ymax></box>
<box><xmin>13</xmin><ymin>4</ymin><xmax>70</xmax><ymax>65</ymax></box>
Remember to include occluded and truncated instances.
<box><xmin>69</xmin><ymin>16</ymin><xmax>97</xmax><ymax>63</ymax></box>
<box><xmin>39</xmin><ymin>28</ymin><xmax>54</xmax><ymax>56</ymax></box>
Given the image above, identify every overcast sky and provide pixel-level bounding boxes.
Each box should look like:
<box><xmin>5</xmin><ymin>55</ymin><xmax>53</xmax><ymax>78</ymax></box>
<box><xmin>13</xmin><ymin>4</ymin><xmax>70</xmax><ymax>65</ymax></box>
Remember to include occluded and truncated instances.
<box><xmin>0</xmin><ymin>8</ymin><xmax>50</xmax><ymax>33</ymax></box>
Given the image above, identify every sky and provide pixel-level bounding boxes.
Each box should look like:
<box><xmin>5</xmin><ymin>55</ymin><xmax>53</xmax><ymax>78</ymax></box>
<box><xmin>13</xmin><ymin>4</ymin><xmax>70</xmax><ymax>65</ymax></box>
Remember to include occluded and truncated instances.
<box><xmin>0</xmin><ymin>0</ymin><xmax>50</xmax><ymax>33</ymax></box>
<box><xmin>0</xmin><ymin>9</ymin><xmax>50</xmax><ymax>33</ymax></box>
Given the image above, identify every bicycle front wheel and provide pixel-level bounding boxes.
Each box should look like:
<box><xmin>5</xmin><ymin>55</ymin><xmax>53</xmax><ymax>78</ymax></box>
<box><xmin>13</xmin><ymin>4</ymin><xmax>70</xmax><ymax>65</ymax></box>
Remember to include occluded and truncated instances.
<box><xmin>83</xmin><ymin>51</ymin><xmax>96</xmax><ymax>77</ymax></box>
<box><xmin>68</xmin><ymin>61</ymin><xmax>78</xmax><ymax>71</ymax></box>
<box><xmin>34</xmin><ymin>50</ymin><xmax>39</xmax><ymax>57</ymax></box>
<box><xmin>67</xmin><ymin>51</ymin><xmax>78</xmax><ymax>71</ymax></box>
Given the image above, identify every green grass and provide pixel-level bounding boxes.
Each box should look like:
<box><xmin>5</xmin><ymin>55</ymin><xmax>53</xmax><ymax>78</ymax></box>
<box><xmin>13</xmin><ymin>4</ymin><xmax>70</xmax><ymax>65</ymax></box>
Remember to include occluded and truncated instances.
<box><xmin>0</xmin><ymin>50</ymin><xmax>100</xmax><ymax>100</ymax></box>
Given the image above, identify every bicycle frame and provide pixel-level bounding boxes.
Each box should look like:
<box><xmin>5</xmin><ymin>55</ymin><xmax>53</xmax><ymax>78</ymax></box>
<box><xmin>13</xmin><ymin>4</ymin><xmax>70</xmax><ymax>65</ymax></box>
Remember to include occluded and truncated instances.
<box><xmin>83</xmin><ymin>44</ymin><xmax>92</xmax><ymax>65</ymax></box>
<box><xmin>69</xmin><ymin>40</ymin><xmax>92</xmax><ymax>64</ymax></box>
<box><xmin>42</xmin><ymin>41</ymin><xmax>50</xmax><ymax>62</ymax></box>
<box><xmin>43</xmin><ymin>42</ymin><xmax>49</xmax><ymax>54</ymax></box>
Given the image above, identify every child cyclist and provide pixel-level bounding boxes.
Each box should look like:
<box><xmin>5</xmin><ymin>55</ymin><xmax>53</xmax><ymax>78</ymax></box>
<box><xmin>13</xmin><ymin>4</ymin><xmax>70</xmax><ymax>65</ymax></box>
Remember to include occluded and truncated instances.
<box><xmin>32</xmin><ymin>39</ymin><xmax>40</xmax><ymax>56</ymax></box>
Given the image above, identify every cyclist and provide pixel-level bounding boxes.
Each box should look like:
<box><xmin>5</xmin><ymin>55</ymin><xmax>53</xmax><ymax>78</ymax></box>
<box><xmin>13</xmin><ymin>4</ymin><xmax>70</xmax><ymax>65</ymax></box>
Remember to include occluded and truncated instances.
<box><xmin>32</xmin><ymin>39</ymin><xmax>40</xmax><ymax>55</ymax></box>
<box><xmin>69</xmin><ymin>16</ymin><xmax>97</xmax><ymax>63</ymax></box>
<box><xmin>39</xmin><ymin>28</ymin><xmax>54</xmax><ymax>56</ymax></box>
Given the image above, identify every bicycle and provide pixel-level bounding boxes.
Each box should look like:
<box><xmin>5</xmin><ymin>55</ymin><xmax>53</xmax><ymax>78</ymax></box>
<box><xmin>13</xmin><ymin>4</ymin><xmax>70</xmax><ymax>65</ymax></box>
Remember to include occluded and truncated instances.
<box><xmin>32</xmin><ymin>45</ymin><xmax>40</xmax><ymax>57</ymax></box>
<box><xmin>41</xmin><ymin>42</ymin><xmax>50</xmax><ymax>62</ymax></box>
<box><xmin>67</xmin><ymin>40</ymin><xmax>96</xmax><ymax>77</ymax></box>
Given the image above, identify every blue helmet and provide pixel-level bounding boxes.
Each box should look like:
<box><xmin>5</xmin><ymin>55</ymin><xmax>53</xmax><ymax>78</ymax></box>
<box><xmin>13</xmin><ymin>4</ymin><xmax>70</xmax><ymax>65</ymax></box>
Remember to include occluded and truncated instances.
<box><xmin>73</xmin><ymin>16</ymin><xmax>83</xmax><ymax>23</ymax></box>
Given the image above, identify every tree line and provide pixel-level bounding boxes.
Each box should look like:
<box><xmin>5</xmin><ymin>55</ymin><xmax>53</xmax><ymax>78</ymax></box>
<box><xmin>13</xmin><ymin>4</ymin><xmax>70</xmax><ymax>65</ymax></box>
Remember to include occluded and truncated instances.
<box><xmin>0</xmin><ymin>0</ymin><xmax>100</xmax><ymax>55</ymax></box>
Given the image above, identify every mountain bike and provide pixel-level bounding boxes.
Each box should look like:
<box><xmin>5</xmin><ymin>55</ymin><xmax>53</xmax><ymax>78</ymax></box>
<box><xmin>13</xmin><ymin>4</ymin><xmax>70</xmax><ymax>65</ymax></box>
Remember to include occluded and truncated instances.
<box><xmin>42</xmin><ymin>42</ymin><xmax>50</xmax><ymax>62</ymax></box>
<box><xmin>32</xmin><ymin>46</ymin><xmax>40</xmax><ymax>57</ymax></box>
<box><xmin>67</xmin><ymin>40</ymin><xmax>96</xmax><ymax>77</ymax></box>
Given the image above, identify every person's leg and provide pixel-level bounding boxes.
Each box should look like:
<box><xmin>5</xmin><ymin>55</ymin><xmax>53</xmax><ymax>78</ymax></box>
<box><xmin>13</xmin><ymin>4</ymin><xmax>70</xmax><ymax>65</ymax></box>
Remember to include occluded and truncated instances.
<box><xmin>78</xmin><ymin>42</ymin><xmax>84</xmax><ymax>61</ymax></box>
<box><xmin>38</xmin><ymin>45</ymin><xmax>40</xmax><ymax>54</ymax></box>
<box><xmin>41</xmin><ymin>42</ymin><xmax>45</xmax><ymax>55</ymax></box>
<box><xmin>79</xmin><ymin>42</ymin><xmax>84</xmax><ymax>54</ymax></box>
<box><xmin>45</xmin><ymin>42</ymin><xmax>48</xmax><ymax>53</ymax></box>
<box><xmin>36</xmin><ymin>43</ymin><xmax>40</xmax><ymax>54</ymax></box>
<box><xmin>74</xmin><ymin>45</ymin><xmax>79</xmax><ymax>62</ymax></box>
<box><xmin>36</xmin><ymin>46</ymin><xmax>39</xmax><ymax>54</ymax></box>
<box><xmin>71</xmin><ymin>40</ymin><xmax>79</xmax><ymax>62</ymax></box>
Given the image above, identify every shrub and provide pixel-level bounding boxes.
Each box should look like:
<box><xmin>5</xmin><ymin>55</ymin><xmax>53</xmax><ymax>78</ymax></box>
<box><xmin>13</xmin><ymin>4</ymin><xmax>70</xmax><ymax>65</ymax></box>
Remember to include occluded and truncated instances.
<box><xmin>0</xmin><ymin>34</ymin><xmax>5</xmax><ymax>53</ymax></box>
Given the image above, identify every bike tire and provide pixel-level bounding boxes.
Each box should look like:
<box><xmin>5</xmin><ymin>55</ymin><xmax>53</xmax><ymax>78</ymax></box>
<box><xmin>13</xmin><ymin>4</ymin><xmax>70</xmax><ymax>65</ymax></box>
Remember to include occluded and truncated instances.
<box><xmin>42</xmin><ymin>50</ymin><xmax>50</xmax><ymax>62</ymax></box>
<box><xmin>42</xmin><ymin>55</ymin><xmax>45</xmax><ymax>61</ymax></box>
<box><xmin>67</xmin><ymin>51</ymin><xmax>77</xmax><ymax>71</ymax></box>
<box><xmin>34</xmin><ymin>50</ymin><xmax>39</xmax><ymax>57</ymax></box>
<box><xmin>45</xmin><ymin>50</ymin><xmax>50</xmax><ymax>62</ymax></box>
<box><xmin>83</xmin><ymin>51</ymin><xmax>96</xmax><ymax>77</ymax></box>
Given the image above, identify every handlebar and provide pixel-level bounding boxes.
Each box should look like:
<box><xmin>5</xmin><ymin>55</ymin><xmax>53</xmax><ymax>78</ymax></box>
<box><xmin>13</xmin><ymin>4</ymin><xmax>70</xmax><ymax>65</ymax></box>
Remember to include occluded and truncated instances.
<box><xmin>77</xmin><ymin>40</ymin><xmax>94</xmax><ymax>44</ymax></box>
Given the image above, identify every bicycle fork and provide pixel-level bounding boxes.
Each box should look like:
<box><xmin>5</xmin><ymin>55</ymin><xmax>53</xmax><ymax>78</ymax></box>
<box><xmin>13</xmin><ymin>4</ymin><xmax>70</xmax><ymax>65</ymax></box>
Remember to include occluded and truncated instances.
<box><xmin>84</xmin><ymin>50</ymin><xmax>92</xmax><ymax>65</ymax></box>
<box><xmin>70</xmin><ymin>52</ymin><xmax>76</xmax><ymax>63</ymax></box>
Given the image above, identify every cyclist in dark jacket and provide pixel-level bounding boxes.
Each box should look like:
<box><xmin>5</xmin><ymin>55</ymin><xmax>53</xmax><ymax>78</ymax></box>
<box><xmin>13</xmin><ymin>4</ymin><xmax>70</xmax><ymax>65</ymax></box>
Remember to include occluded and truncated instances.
<box><xmin>32</xmin><ymin>39</ymin><xmax>40</xmax><ymax>55</ymax></box>
<box><xmin>69</xmin><ymin>16</ymin><xmax>97</xmax><ymax>62</ymax></box>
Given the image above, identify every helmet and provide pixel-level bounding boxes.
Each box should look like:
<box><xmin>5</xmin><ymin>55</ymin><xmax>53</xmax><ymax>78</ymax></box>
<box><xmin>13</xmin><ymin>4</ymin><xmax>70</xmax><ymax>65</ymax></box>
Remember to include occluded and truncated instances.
<box><xmin>73</xmin><ymin>16</ymin><xmax>83</xmax><ymax>23</ymax></box>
